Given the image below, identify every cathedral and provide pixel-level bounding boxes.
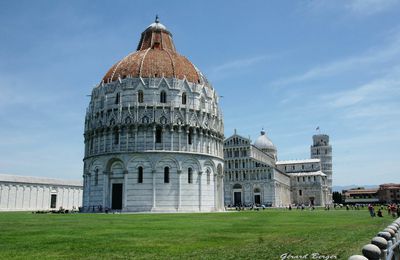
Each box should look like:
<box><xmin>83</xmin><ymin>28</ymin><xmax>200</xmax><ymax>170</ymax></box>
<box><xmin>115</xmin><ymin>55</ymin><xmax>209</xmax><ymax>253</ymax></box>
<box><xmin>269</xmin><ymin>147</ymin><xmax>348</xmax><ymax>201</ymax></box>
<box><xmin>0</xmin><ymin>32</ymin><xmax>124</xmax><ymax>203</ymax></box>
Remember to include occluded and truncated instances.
<box><xmin>82</xmin><ymin>18</ymin><xmax>332</xmax><ymax>212</ymax></box>
<box><xmin>223</xmin><ymin>130</ymin><xmax>332</xmax><ymax>207</ymax></box>
<box><xmin>82</xmin><ymin>18</ymin><xmax>225</xmax><ymax>212</ymax></box>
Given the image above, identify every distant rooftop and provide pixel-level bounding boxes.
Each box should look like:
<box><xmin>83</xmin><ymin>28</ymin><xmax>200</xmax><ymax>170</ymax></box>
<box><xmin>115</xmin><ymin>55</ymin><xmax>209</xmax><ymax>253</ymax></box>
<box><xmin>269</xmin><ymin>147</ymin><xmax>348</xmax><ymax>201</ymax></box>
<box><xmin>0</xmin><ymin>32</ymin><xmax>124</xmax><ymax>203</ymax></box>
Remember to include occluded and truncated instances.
<box><xmin>276</xmin><ymin>159</ymin><xmax>320</xmax><ymax>165</ymax></box>
<box><xmin>288</xmin><ymin>171</ymin><xmax>326</xmax><ymax>177</ymax></box>
<box><xmin>0</xmin><ymin>174</ymin><xmax>82</xmax><ymax>187</ymax></box>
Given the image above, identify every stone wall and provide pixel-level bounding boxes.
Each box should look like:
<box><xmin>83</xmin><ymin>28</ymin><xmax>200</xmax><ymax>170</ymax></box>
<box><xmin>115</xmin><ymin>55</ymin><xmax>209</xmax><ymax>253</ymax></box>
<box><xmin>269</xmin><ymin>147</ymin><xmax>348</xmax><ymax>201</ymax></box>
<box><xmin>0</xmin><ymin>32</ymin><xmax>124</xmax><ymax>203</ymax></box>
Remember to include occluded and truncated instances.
<box><xmin>0</xmin><ymin>182</ymin><xmax>82</xmax><ymax>211</ymax></box>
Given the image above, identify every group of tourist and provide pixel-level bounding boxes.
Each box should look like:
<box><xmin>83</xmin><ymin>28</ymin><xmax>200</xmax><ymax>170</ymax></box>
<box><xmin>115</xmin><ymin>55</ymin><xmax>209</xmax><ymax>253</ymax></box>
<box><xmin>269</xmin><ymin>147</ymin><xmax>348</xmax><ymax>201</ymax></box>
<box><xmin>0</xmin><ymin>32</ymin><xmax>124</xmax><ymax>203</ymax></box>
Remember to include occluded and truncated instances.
<box><xmin>367</xmin><ymin>203</ymin><xmax>400</xmax><ymax>218</ymax></box>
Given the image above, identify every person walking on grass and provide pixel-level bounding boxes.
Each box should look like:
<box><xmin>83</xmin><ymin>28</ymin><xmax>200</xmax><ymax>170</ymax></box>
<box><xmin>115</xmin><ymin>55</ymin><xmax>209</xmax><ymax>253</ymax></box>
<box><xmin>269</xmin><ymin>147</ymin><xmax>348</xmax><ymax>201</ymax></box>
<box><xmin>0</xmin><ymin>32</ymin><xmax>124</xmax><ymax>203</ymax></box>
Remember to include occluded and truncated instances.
<box><xmin>368</xmin><ymin>204</ymin><xmax>375</xmax><ymax>217</ymax></box>
<box><xmin>377</xmin><ymin>208</ymin><xmax>383</xmax><ymax>217</ymax></box>
<box><xmin>390</xmin><ymin>204</ymin><xmax>397</xmax><ymax>218</ymax></box>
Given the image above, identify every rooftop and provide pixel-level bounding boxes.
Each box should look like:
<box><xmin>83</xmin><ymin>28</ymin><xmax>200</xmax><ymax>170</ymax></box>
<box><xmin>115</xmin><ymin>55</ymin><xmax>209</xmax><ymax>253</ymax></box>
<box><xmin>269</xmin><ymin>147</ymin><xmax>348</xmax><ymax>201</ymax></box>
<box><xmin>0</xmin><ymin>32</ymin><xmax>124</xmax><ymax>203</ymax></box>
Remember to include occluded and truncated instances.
<box><xmin>276</xmin><ymin>159</ymin><xmax>320</xmax><ymax>165</ymax></box>
<box><xmin>0</xmin><ymin>174</ymin><xmax>82</xmax><ymax>187</ymax></box>
<box><xmin>102</xmin><ymin>17</ymin><xmax>205</xmax><ymax>85</ymax></box>
<box><xmin>288</xmin><ymin>171</ymin><xmax>326</xmax><ymax>177</ymax></box>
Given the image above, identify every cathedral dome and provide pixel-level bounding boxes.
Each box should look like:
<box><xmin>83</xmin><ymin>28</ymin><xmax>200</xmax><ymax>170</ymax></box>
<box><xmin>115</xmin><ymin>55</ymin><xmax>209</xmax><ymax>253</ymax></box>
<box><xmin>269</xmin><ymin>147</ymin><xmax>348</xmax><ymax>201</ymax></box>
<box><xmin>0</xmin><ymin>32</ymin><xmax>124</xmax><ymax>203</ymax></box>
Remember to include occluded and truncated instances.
<box><xmin>102</xmin><ymin>17</ymin><xmax>206</xmax><ymax>84</ymax></box>
<box><xmin>254</xmin><ymin>130</ymin><xmax>276</xmax><ymax>151</ymax></box>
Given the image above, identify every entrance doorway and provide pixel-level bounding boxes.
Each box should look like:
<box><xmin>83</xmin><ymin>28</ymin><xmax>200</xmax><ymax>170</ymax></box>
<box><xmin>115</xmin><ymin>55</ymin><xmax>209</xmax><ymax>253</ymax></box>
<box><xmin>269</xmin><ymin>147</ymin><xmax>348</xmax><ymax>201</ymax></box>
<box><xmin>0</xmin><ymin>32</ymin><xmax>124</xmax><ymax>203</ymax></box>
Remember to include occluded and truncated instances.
<box><xmin>112</xmin><ymin>183</ymin><xmax>123</xmax><ymax>210</ymax></box>
<box><xmin>50</xmin><ymin>194</ymin><xmax>57</xmax><ymax>209</ymax></box>
<box><xmin>254</xmin><ymin>187</ymin><xmax>261</xmax><ymax>205</ymax></box>
<box><xmin>234</xmin><ymin>192</ymin><xmax>242</xmax><ymax>206</ymax></box>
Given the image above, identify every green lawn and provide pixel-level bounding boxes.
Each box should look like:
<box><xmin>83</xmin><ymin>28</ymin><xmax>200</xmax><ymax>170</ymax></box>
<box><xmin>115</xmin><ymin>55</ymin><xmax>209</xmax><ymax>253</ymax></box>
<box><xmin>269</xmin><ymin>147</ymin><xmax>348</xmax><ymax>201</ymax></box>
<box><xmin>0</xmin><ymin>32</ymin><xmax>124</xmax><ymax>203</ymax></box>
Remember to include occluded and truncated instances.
<box><xmin>0</xmin><ymin>209</ymin><xmax>392</xmax><ymax>259</ymax></box>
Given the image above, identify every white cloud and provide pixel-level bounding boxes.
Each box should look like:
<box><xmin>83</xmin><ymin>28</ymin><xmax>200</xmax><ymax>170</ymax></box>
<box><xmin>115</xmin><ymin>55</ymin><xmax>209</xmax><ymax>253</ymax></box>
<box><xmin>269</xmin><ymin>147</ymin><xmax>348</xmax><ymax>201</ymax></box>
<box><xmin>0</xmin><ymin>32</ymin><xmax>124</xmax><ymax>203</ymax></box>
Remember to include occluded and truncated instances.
<box><xmin>303</xmin><ymin>0</ymin><xmax>399</xmax><ymax>17</ymax></box>
<box><xmin>212</xmin><ymin>55</ymin><xmax>268</xmax><ymax>74</ymax></box>
<box><xmin>322</xmin><ymin>67</ymin><xmax>400</xmax><ymax>109</ymax></box>
<box><xmin>271</xmin><ymin>33</ymin><xmax>400</xmax><ymax>87</ymax></box>
<box><xmin>345</xmin><ymin>0</ymin><xmax>400</xmax><ymax>16</ymax></box>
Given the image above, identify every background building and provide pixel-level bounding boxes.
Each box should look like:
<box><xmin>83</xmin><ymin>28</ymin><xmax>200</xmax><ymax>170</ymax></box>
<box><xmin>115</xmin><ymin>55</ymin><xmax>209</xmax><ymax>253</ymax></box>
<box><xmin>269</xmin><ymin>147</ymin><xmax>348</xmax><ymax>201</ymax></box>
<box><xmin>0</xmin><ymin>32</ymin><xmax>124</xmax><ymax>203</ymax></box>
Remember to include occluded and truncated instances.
<box><xmin>342</xmin><ymin>187</ymin><xmax>379</xmax><ymax>204</ymax></box>
<box><xmin>0</xmin><ymin>174</ymin><xmax>82</xmax><ymax>211</ymax></box>
<box><xmin>83</xmin><ymin>18</ymin><xmax>225</xmax><ymax>213</ymax></box>
<box><xmin>378</xmin><ymin>183</ymin><xmax>400</xmax><ymax>203</ymax></box>
<box><xmin>224</xmin><ymin>130</ymin><xmax>331</xmax><ymax>207</ymax></box>
<box><xmin>311</xmin><ymin>134</ymin><xmax>333</xmax><ymax>202</ymax></box>
<box><xmin>277</xmin><ymin>159</ymin><xmax>329</xmax><ymax>206</ymax></box>
<box><xmin>223</xmin><ymin>130</ymin><xmax>291</xmax><ymax>207</ymax></box>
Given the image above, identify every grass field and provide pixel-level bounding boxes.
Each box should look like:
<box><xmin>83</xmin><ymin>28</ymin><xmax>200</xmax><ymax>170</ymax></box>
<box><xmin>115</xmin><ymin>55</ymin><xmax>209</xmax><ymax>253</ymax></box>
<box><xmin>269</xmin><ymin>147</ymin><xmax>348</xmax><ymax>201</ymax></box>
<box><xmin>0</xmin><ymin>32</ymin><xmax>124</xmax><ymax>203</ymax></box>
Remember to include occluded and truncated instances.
<box><xmin>0</xmin><ymin>208</ymin><xmax>393</xmax><ymax>259</ymax></box>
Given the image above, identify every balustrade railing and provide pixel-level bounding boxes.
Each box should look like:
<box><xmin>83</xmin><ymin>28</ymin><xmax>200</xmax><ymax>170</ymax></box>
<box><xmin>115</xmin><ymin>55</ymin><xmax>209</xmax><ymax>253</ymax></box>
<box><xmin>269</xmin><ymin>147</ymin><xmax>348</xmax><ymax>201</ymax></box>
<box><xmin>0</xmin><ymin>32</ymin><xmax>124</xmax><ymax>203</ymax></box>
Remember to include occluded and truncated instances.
<box><xmin>349</xmin><ymin>217</ymin><xmax>400</xmax><ymax>260</ymax></box>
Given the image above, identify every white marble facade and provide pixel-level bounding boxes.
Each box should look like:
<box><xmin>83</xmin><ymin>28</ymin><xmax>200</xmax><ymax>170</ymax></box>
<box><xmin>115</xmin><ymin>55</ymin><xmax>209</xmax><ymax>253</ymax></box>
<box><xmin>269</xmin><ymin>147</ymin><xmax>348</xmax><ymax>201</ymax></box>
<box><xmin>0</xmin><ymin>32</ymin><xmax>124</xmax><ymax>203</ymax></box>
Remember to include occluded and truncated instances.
<box><xmin>276</xmin><ymin>159</ymin><xmax>329</xmax><ymax>206</ymax></box>
<box><xmin>83</xmin><ymin>20</ymin><xmax>225</xmax><ymax>213</ymax></box>
<box><xmin>224</xmin><ymin>131</ymin><xmax>331</xmax><ymax>207</ymax></box>
<box><xmin>83</xmin><ymin>77</ymin><xmax>225</xmax><ymax>212</ymax></box>
<box><xmin>0</xmin><ymin>174</ymin><xmax>82</xmax><ymax>211</ymax></box>
<box><xmin>223</xmin><ymin>132</ymin><xmax>291</xmax><ymax>207</ymax></box>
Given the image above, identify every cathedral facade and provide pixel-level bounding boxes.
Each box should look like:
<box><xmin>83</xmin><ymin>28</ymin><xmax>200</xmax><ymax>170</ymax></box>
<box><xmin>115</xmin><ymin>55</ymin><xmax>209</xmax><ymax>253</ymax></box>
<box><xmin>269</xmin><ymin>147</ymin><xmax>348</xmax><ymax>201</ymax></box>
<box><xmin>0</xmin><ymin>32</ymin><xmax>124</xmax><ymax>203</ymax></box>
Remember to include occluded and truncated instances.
<box><xmin>223</xmin><ymin>130</ymin><xmax>331</xmax><ymax>207</ymax></box>
<box><xmin>82</xmin><ymin>18</ymin><xmax>224</xmax><ymax>212</ymax></box>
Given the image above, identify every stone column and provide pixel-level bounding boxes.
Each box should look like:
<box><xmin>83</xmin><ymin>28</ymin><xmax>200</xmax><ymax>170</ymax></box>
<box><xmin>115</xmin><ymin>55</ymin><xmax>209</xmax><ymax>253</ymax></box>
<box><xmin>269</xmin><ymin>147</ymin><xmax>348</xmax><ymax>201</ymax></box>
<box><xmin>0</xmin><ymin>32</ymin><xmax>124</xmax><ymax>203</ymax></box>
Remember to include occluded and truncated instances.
<box><xmin>200</xmin><ymin>131</ymin><xmax>203</xmax><ymax>153</ymax></box>
<box><xmin>162</xmin><ymin>127</ymin><xmax>165</xmax><ymax>150</ymax></box>
<box><xmin>198</xmin><ymin>171</ymin><xmax>203</xmax><ymax>212</ymax></box>
<box><xmin>103</xmin><ymin>171</ymin><xmax>109</xmax><ymax>209</ymax></box>
<box><xmin>178</xmin><ymin>126</ymin><xmax>182</xmax><ymax>151</ymax></box>
<box><xmin>97</xmin><ymin>131</ymin><xmax>101</xmax><ymax>153</ymax></box>
<box><xmin>6</xmin><ymin>184</ymin><xmax>10</xmax><ymax>209</ymax></box>
<box><xmin>126</xmin><ymin>127</ymin><xmax>129</xmax><ymax>151</ymax></box>
<box><xmin>110</xmin><ymin>130</ymin><xmax>113</xmax><ymax>152</ymax></box>
<box><xmin>152</xmin><ymin>169</ymin><xmax>156</xmax><ymax>210</ymax></box>
<box><xmin>103</xmin><ymin>130</ymin><xmax>106</xmax><ymax>153</ymax></box>
<box><xmin>219</xmin><ymin>174</ymin><xmax>224</xmax><ymax>211</ymax></box>
<box><xmin>213</xmin><ymin>173</ymin><xmax>217</xmax><ymax>211</ymax></box>
<box><xmin>123</xmin><ymin>170</ymin><xmax>128</xmax><ymax>211</ymax></box>
<box><xmin>193</xmin><ymin>129</ymin><xmax>197</xmax><ymax>153</ymax></box>
<box><xmin>170</xmin><ymin>127</ymin><xmax>174</xmax><ymax>150</ymax></box>
<box><xmin>118</xmin><ymin>128</ymin><xmax>121</xmax><ymax>151</ymax></box>
<box><xmin>144</xmin><ymin>127</ymin><xmax>147</xmax><ymax>150</ymax></box>
<box><xmin>21</xmin><ymin>185</ymin><xmax>25</xmax><ymax>210</ymax></box>
<box><xmin>134</xmin><ymin>127</ymin><xmax>138</xmax><ymax>151</ymax></box>
<box><xmin>94</xmin><ymin>133</ymin><xmax>98</xmax><ymax>155</ymax></box>
<box><xmin>196</xmin><ymin>129</ymin><xmax>200</xmax><ymax>153</ymax></box>
<box><xmin>177</xmin><ymin>169</ymin><xmax>182</xmax><ymax>211</ymax></box>
<box><xmin>186</xmin><ymin>129</ymin><xmax>189</xmax><ymax>152</ymax></box>
<box><xmin>152</xmin><ymin>126</ymin><xmax>156</xmax><ymax>150</ymax></box>
<box><xmin>86</xmin><ymin>173</ymin><xmax>91</xmax><ymax>210</ymax></box>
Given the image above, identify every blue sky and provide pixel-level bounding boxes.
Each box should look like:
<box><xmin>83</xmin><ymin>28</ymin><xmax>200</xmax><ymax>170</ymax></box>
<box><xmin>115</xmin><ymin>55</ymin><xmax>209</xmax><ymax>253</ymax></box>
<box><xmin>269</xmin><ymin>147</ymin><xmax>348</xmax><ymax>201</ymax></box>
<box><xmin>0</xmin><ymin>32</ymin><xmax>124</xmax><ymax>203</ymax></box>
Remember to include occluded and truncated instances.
<box><xmin>0</xmin><ymin>0</ymin><xmax>399</xmax><ymax>186</ymax></box>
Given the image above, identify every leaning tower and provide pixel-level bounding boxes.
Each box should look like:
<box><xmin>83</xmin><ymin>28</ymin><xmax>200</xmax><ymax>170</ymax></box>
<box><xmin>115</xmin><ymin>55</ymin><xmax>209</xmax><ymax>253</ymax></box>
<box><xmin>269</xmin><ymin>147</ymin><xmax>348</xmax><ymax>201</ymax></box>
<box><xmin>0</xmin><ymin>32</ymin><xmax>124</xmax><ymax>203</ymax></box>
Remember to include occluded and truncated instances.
<box><xmin>310</xmin><ymin>134</ymin><xmax>332</xmax><ymax>203</ymax></box>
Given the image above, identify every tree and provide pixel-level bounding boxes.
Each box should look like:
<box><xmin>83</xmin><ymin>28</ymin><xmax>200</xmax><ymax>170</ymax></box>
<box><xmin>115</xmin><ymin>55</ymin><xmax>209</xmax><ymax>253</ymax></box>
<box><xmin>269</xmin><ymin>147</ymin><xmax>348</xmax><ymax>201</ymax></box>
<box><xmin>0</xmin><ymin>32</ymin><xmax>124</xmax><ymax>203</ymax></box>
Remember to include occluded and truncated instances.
<box><xmin>332</xmin><ymin>191</ymin><xmax>343</xmax><ymax>204</ymax></box>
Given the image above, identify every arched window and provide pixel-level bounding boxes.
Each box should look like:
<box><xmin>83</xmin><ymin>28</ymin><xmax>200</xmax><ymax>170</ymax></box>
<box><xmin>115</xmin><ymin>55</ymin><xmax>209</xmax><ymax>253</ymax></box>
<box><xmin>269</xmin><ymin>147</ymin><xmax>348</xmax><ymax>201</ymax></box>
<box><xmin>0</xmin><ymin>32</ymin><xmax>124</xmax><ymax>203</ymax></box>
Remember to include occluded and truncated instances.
<box><xmin>188</xmin><ymin>168</ymin><xmax>193</xmax><ymax>184</ymax></box>
<box><xmin>142</xmin><ymin>116</ymin><xmax>149</xmax><ymax>124</ymax></box>
<box><xmin>138</xmin><ymin>166</ymin><xmax>143</xmax><ymax>183</ymax></box>
<box><xmin>164</xmin><ymin>167</ymin><xmax>169</xmax><ymax>183</ymax></box>
<box><xmin>94</xmin><ymin>169</ymin><xmax>99</xmax><ymax>186</ymax></box>
<box><xmin>156</xmin><ymin>127</ymin><xmax>162</xmax><ymax>143</ymax></box>
<box><xmin>138</xmin><ymin>90</ymin><xmax>144</xmax><ymax>103</ymax></box>
<box><xmin>115</xmin><ymin>93</ymin><xmax>120</xmax><ymax>104</ymax></box>
<box><xmin>200</xmin><ymin>97</ymin><xmax>205</xmax><ymax>110</ymax></box>
<box><xmin>182</xmin><ymin>92</ymin><xmax>187</xmax><ymax>105</ymax></box>
<box><xmin>160</xmin><ymin>91</ymin><xmax>167</xmax><ymax>103</ymax></box>
<box><xmin>113</xmin><ymin>129</ymin><xmax>119</xmax><ymax>145</ymax></box>
<box><xmin>207</xmin><ymin>170</ymin><xmax>211</xmax><ymax>185</ymax></box>
<box><xmin>100</xmin><ymin>96</ymin><xmax>105</xmax><ymax>109</ymax></box>
<box><xmin>188</xmin><ymin>128</ymin><xmax>193</xmax><ymax>145</ymax></box>
<box><xmin>233</xmin><ymin>183</ymin><xmax>242</xmax><ymax>189</ymax></box>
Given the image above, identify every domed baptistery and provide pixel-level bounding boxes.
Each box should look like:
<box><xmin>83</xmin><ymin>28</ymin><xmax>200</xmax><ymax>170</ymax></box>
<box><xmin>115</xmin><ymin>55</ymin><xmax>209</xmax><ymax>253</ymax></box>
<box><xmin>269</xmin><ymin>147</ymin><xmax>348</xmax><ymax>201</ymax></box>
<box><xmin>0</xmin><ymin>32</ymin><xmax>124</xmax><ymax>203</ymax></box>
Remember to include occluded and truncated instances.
<box><xmin>82</xmin><ymin>17</ymin><xmax>225</xmax><ymax>212</ymax></box>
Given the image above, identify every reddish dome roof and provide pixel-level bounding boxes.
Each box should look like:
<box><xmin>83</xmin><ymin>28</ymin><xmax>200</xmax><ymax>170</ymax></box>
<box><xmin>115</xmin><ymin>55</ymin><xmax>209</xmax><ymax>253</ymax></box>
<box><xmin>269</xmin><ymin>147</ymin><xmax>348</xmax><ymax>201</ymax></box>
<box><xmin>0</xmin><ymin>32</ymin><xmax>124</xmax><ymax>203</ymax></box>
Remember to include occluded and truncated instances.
<box><xmin>102</xmin><ymin>18</ymin><xmax>203</xmax><ymax>84</ymax></box>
